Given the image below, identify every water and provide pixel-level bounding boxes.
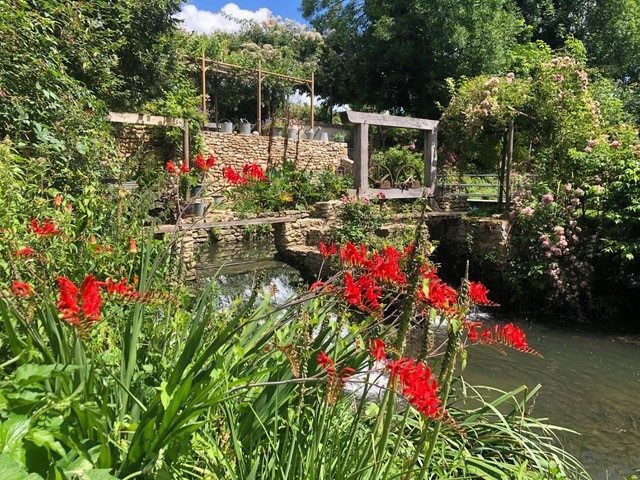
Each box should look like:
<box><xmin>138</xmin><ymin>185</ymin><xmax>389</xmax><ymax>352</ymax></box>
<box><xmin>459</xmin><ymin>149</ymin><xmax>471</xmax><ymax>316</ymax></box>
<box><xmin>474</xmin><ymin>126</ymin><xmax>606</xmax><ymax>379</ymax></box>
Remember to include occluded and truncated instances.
<box><xmin>460</xmin><ymin>312</ymin><xmax>640</xmax><ymax>480</ymax></box>
<box><xmin>199</xmin><ymin>242</ymin><xmax>640</xmax><ymax>479</ymax></box>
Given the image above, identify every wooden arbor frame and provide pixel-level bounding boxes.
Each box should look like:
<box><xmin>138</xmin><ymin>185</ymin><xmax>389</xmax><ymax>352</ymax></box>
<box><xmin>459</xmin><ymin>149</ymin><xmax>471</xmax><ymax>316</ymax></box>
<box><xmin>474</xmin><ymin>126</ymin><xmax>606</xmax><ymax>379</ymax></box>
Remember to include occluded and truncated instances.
<box><xmin>200</xmin><ymin>54</ymin><xmax>315</xmax><ymax>132</ymax></box>
<box><xmin>345</xmin><ymin>111</ymin><xmax>439</xmax><ymax>199</ymax></box>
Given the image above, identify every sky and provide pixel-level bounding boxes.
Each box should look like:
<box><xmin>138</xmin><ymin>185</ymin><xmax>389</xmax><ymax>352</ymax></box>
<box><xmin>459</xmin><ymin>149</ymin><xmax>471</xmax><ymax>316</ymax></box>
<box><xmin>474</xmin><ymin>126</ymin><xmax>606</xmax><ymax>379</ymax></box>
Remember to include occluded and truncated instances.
<box><xmin>176</xmin><ymin>1</ymin><xmax>307</xmax><ymax>33</ymax></box>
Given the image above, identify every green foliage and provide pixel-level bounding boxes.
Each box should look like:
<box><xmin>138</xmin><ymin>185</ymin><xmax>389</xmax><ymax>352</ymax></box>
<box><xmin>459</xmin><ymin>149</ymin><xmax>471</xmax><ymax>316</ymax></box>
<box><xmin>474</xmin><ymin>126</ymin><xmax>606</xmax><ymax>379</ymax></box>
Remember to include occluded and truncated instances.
<box><xmin>372</xmin><ymin>147</ymin><xmax>424</xmax><ymax>185</ymax></box>
<box><xmin>229</xmin><ymin>163</ymin><xmax>351</xmax><ymax>213</ymax></box>
<box><xmin>333</xmin><ymin>198</ymin><xmax>388</xmax><ymax>244</ymax></box>
<box><xmin>302</xmin><ymin>0</ymin><xmax>527</xmax><ymax>116</ymax></box>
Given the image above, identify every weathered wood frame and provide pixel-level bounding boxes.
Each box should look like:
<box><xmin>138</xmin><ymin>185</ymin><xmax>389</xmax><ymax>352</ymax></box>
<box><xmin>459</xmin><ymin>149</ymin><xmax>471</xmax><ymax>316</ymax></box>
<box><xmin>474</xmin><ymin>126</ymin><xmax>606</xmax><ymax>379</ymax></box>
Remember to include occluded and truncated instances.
<box><xmin>345</xmin><ymin>111</ymin><xmax>439</xmax><ymax>199</ymax></box>
<box><xmin>200</xmin><ymin>54</ymin><xmax>315</xmax><ymax>133</ymax></box>
<box><xmin>108</xmin><ymin>112</ymin><xmax>190</xmax><ymax>167</ymax></box>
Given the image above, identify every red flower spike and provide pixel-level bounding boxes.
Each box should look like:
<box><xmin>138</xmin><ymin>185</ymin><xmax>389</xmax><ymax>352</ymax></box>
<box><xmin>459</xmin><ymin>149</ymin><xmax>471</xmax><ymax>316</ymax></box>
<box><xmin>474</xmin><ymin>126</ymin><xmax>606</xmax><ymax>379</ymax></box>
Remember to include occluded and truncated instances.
<box><xmin>343</xmin><ymin>272</ymin><xmax>363</xmax><ymax>306</ymax></box>
<box><xmin>15</xmin><ymin>246</ymin><xmax>36</xmax><ymax>257</ymax></box>
<box><xmin>12</xmin><ymin>281</ymin><xmax>33</xmax><ymax>298</ymax></box>
<box><xmin>319</xmin><ymin>242</ymin><xmax>338</xmax><ymax>258</ymax></box>
<box><xmin>180</xmin><ymin>162</ymin><xmax>190</xmax><ymax>174</ymax></box>
<box><xmin>310</xmin><ymin>280</ymin><xmax>326</xmax><ymax>291</ymax></box>
<box><xmin>339</xmin><ymin>242</ymin><xmax>369</xmax><ymax>267</ymax></box>
<box><xmin>56</xmin><ymin>277</ymin><xmax>81</xmax><ymax>325</ymax></box>
<box><xmin>425</xmin><ymin>279</ymin><xmax>458</xmax><ymax>311</ymax></box>
<box><xmin>242</xmin><ymin>163</ymin><xmax>267</xmax><ymax>181</ymax></box>
<box><xmin>206</xmin><ymin>154</ymin><xmax>217</xmax><ymax>168</ymax></box>
<box><xmin>317</xmin><ymin>351</ymin><xmax>336</xmax><ymax>380</ymax></box>
<box><xmin>369</xmin><ymin>339</ymin><xmax>387</xmax><ymax>362</ymax></box>
<box><xmin>30</xmin><ymin>219</ymin><xmax>60</xmax><ymax>236</ymax></box>
<box><xmin>469</xmin><ymin>281</ymin><xmax>498</xmax><ymax>306</ymax></box>
<box><xmin>56</xmin><ymin>275</ymin><xmax>103</xmax><ymax>329</ymax></box>
<box><xmin>80</xmin><ymin>275</ymin><xmax>102</xmax><ymax>324</ymax></box>
<box><xmin>388</xmin><ymin>357</ymin><xmax>441</xmax><ymax>419</ymax></box>
<box><xmin>166</xmin><ymin>161</ymin><xmax>178</xmax><ymax>174</ymax></box>
<box><xmin>222</xmin><ymin>166</ymin><xmax>246</xmax><ymax>185</ymax></box>
<box><xmin>194</xmin><ymin>153</ymin><xmax>207</xmax><ymax>171</ymax></box>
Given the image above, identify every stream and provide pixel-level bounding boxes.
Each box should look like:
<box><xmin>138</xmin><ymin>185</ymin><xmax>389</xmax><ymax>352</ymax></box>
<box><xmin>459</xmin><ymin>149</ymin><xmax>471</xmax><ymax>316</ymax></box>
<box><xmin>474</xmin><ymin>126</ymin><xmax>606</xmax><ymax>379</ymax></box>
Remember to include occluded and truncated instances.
<box><xmin>198</xmin><ymin>241</ymin><xmax>640</xmax><ymax>479</ymax></box>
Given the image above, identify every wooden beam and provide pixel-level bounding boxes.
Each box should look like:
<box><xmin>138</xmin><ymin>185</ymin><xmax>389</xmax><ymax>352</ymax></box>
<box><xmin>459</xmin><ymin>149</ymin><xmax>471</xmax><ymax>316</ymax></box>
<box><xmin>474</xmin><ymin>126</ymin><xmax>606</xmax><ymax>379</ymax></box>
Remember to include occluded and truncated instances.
<box><xmin>424</xmin><ymin>127</ymin><xmax>438</xmax><ymax>195</ymax></box>
<box><xmin>257</xmin><ymin>61</ymin><xmax>262</xmax><ymax>134</ymax></box>
<box><xmin>107</xmin><ymin>112</ymin><xmax>186</xmax><ymax>129</ymax></box>
<box><xmin>183</xmin><ymin>119</ymin><xmax>189</xmax><ymax>167</ymax></box>
<box><xmin>154</xmin><ymin>215</ymin><xmax>305</xmax><ymax>234</ymax></box>
<box><xmin>201</xmin><ymin>51</ymin><xmax>207</xmax><ymax>120</ymax></box>
<box><xmin>345</xmin><ymin>111</ymin><xmax>439</xmax><ymax>130</ymax></box>
<box><xmin>347</xmin><ymin>188</ymin><xmax>431</xmax><ymax>199</ymax></box>
<box><xmin>505</xmin><ymin>119</ymin><xmax>515</xmax><ymax>212</ymax></box>
<box><xmin>353</xmin><ymin>123</ymin><xmax>370</xmax><ymax>194</ymax></box>
<box><xmin>310</xmin><ymin>71</ymin><xmax>315</xmax><ymax>131</ymax></box>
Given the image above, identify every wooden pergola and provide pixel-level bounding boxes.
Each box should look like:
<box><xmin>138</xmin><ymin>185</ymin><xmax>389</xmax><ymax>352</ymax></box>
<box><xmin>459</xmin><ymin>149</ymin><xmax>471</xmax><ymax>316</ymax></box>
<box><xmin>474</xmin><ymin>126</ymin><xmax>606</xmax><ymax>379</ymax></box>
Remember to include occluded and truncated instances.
<box><xmin>200</xmin><ymin>53</ymin><xmax>315</xmax><ymax>132</ymax></box>
<box><xmin>345</xmin><ymin>111</ymin><xmax>439</xmax><ymax>199</ymax></box>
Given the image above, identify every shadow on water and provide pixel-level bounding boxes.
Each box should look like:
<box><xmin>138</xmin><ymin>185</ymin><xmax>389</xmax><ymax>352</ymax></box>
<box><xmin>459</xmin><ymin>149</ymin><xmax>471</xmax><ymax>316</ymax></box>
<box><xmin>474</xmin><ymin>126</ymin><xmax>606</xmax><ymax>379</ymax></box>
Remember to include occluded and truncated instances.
<box><xmin>198</xmin><ymin>240</ymin><xmax>640</xmax><ymax>480</ymax></box>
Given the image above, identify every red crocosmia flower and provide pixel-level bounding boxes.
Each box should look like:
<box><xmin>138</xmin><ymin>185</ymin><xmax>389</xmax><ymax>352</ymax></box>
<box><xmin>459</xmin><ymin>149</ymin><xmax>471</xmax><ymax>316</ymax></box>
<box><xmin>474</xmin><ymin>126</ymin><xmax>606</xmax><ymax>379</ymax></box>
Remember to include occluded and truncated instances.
<box><xmin>499</xmin><ymin>323</ymin><xmax>530</xmax><ymax>352</ymax></box>
<box><xmin>388</xmin><ymin>357</ymin><xmax>441</xmax><ymax>419</ymax></box>
<box><xmin>317</xmin><ymin>351</ymin><xmax>336</xmax><ymax>379</ymax></box>
<box><xmin>166</xmin><ymin>161</ymin><xmax>178</xmax><ymax>174</ymax></box>
<box><xmin>206</xmin><ymin>154</ymin><xmax>217</xmax><ymax>168</ymax></box>
<box><xmin>368</xmin><ymin>247</ymin><xmax>407</xmax><ymax>285</ymax></box>
<box><xmin>339</xmin><ymin>242</ymin><xmax>369</xmax><ymax>267</ymax></box>
<box><xmin>98</xmin><ymin>278</ymin><xmax>139</xmax><ymax>300</ymax></box>
<box><xmin>56</xmin><ymin>277</ymin><xmax>80</xmax><ymax>325</ymax></box>
<box><xmin>12</xmin><ymin>281</ymin><xmax>33</xmax><ymax>298</ymax></box>
<box><xmin>222</xmin><ymin>166</ymin><xmax>246</xmax><ymax>185</ymax></box>
<box><xmin>242</xmin><ymin>163</ymin><xmax>267</xmax><ymax>181</ymax></box>
<box><xmin>425</xmin><ymin>279</ymin><xmax>458</xmax><ymax>311</ymax></box>
<box><xmin>180</xmin><ymin>162</ymin><xmax>190</xmax><ymax>174</ymax></box>
<box><xmin>56</xmin><ymin>275</ymin><xmax>103</xmax><ymax>328</ymax></box>
<box><xmin>194</xmin><ymin>153</ymin><xmax>207</xmax><ymax>171</ymax></box>
<box><xmin>469</xmin><ymin>281</ymin><xmax>498</xmax><ymax>306</ymax></box>
<box><xmin>420</xmin><ymin>263</ymin><xmax>439</xmax><ymax>281</ymax></box>
<box><xmin>15</xmin><ymin>246</ymin><xmax>36</xmax><ymax>257</ymax></box>
<box><xmin>369</xmin><ymin>339</ymin><xmax>387</xmax><ymax>362</ymax></box>
<box><xmin>30</xmin><ymin>219</ymin><xmax>60</xmax><ymax>236</ymax></box>
<box><xmin>343</xmin><ymin>272</ymin><xmax>362</xmax><ymax>306</ymax></box>
<box><xmin>310</xmin><ymin>280</ymin><xmax>326</xmax><ymax>291</ymax></box>
<box><xmin>129</xmin><ymin>238</ymin><xmax>137</xmax><ymax>253</ymax></box>
<box><xmin>340</xmin><ymin>367</ymin><xmax>356</xmax><ymax>380</ymax></box>
<box><xmin>319</xmin><ymin>242</ymin><xmax>338</xmax><ymax>258</ymax></box>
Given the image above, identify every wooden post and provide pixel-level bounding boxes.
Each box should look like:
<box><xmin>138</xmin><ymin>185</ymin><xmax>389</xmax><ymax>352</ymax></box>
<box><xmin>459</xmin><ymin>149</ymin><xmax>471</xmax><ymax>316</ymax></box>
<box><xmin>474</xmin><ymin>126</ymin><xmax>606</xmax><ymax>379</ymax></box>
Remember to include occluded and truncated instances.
<box><xmin>201</xmin><ymin>51</ymin><xmax>207</xmax><ymax>120</ymax></box>
<box><xmin>354</xmin><ymin>123</ymin><xmax>370</xmax><ymax>195</ymax></box>
<box><xmin>310</xmin><ymin>72</ymin><xmax>315</xmax><ymax>131</ymax></box>
<box><xmin>257</xmin><ymin>61</ymin><xmax>262</xmax><ymax>134</ymax></box>
<box><xmin>183</xmin><ymin>119</ymin><xmax>190</xmax><ymax>167</ymax></box>
<box><xmin>505</xmin><ymin>119</ymin><xmax>515</xmax><ymax>211</ymax></box>
<box><xmin>424</xmin><ymin>127</ymin><xmax>438</xmax><ymax>195</ymax></box>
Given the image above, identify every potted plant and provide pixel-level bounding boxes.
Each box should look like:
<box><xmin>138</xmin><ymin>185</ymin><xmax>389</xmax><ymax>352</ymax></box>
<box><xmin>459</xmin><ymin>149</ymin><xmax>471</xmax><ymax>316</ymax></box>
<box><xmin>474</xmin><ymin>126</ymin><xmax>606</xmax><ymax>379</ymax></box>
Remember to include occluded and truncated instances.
<box><xmin>191</xmin><ymin>152</ymin><xmax>217</xmax><ymax>217</ymax></box>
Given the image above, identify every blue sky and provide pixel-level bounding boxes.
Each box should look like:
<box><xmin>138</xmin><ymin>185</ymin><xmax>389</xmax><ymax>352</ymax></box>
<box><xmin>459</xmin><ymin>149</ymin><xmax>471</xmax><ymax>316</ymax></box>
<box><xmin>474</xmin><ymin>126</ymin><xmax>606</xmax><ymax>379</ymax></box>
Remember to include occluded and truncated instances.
<box><xmin>188</xmin><ymin>1</ymin><xmax>305</xmax><ymax>23</ymax></box>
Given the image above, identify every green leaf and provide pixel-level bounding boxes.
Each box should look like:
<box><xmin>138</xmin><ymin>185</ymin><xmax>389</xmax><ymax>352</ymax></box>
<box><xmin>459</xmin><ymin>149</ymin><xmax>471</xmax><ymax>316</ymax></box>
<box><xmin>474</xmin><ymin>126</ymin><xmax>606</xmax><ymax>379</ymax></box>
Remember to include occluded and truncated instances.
<box><xmin>26</xmin><ymin>429</ymin><xmax>66</xmax><ymax>457</ymax></box>
<box><xmin>0</xmin><ymin>415</ymin><xmax>30</xmax><ymax>461</ymax></box>
<box><xmin>0</xmin><ymin>453</ymin><xmax>43</xmax><ymax>480</ymax></box>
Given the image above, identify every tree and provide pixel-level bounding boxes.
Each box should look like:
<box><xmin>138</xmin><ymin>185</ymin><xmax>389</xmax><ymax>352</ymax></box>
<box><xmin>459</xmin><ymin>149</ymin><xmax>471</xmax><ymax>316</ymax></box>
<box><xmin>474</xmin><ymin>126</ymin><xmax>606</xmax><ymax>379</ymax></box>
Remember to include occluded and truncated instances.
<box><xmin>301</xmin><ymin>0</ymin><xmax>527</xmax><ymax>117</ymax></box>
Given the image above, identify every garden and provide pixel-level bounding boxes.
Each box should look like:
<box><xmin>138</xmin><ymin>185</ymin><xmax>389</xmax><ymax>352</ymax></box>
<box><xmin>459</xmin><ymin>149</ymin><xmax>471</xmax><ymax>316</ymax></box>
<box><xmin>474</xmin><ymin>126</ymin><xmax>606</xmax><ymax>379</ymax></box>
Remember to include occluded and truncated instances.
<box><xmin>1</xmin><ymin>1</ymin><xmax>639</xmax><ymax>479</ymax></box>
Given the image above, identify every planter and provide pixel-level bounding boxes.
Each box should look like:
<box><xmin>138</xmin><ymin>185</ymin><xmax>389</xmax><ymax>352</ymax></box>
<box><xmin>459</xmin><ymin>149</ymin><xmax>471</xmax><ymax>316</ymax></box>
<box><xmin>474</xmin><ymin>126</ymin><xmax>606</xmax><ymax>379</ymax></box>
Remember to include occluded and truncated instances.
<box><xmin>191</xmin><ymin>185</ymin><xmax>205</xmax><ymax>198</ymax></box>
<box><xmin>193</xmin><ymin>202</ymin><xmax>209</xmax><ymax>217</ymax></box>
<box><xmin>212</xmin><ymin>195</ymin><xmax>225</xmax><ymax>206</ymax></box>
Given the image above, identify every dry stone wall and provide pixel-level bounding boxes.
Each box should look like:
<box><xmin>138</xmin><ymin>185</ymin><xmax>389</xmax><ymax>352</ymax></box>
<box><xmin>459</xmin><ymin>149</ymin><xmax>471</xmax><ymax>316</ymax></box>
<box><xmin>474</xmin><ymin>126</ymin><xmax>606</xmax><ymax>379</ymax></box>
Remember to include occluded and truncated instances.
<box><xmin>202</xmin><ymin>132</ymin><xmax>349</xmax><ymax>195</ymax></box>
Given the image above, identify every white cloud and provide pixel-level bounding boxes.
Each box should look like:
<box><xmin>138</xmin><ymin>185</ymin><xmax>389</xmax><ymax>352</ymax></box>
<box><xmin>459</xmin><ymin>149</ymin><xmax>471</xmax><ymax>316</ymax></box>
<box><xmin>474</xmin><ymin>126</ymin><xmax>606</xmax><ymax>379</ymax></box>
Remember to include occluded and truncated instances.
<box><xmin>175</xmin><ymin>3</ymin><xmax>273</xmax><ymax>34</ymax></box>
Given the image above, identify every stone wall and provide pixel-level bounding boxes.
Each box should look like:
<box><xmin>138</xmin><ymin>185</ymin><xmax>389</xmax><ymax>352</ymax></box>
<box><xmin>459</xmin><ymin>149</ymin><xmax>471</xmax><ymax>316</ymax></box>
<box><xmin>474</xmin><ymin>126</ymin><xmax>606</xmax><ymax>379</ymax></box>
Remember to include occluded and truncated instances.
<box><xmin>202</xmin><ymin>132</ymin><xmax>349</xmax><ymax>195</ymax></box>
<box><xmin>115</xmin><ymin>125</ymin><xmax>155</xmax><ymax>159</ymax></box>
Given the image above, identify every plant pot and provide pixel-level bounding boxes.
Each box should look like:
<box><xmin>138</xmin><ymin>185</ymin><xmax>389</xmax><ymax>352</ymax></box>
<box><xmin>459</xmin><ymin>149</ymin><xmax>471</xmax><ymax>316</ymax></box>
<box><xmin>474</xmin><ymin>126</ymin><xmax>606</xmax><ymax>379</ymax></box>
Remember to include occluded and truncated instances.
<box><xmin>193</xmin><ymin>202</ymin><xmax>209</xmax><ymax>217</ymax></box>
<box><xmin>212</xmin><ymin>195</ymin><xmax>225</xmax><ymax>205</ymax></box>
<box><xmin>191</xmin><ymin>185</ymin><xmax>205</xmax><ymax>198</ymax></box>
